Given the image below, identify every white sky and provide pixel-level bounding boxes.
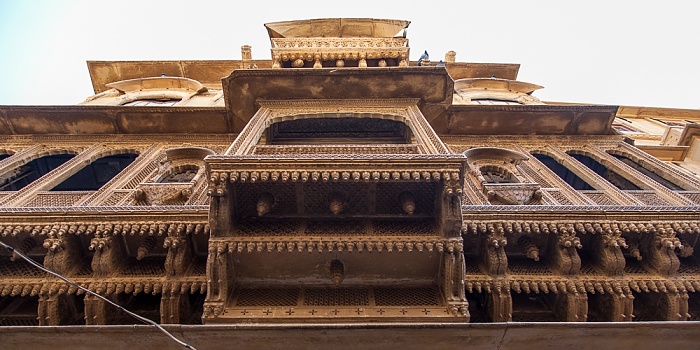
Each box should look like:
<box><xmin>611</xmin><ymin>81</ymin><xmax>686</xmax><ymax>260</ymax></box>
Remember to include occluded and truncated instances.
<box><xmin>0</xmin><ymin>0</ymin><xmax>698</xmax><ymax>109</ymax></box>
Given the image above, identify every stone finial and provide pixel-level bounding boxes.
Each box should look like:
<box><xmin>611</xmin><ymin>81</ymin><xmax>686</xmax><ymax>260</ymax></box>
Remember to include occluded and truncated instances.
<box><xmin>241</xmin><ymin>45</ymin><xmax>252</xmax><ymax>60</ymax></box>
<box><xmin>445</xmin><ymin>50</ymin><xmax>456</xmax><ymax>63</ymax></box>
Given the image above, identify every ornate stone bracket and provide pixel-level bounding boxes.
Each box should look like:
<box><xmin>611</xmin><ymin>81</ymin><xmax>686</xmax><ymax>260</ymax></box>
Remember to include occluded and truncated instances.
<box><xmin>546</xmin><ymin>229</ymin><xmax>582</xmax><ymax>275</ymax></box>
<box><xmin>89</xmin><ymin>233</ymin><xmax>127</xmax><ymax>276</ymax></box>
<box><xmin>164</xmin><ymin>224</ymin><xmax>195</xmax><ymax>276</ymax></box>
<box><xmin>589</xmin><ymin>228</ymin><xmax>627</xmax><ymax>276</ymax></box>
<box><xmin>640</xmin><ymin>228</ymin><xmax>681</xmax><ymax>276</ymax></box>
<box><xmin>483</xmin><ymin>183</ymin><xmax>542</xmax><ymax>205</ymax></box>
<box><xmin>43</xmin><ymin>233</ymin><xmax>84</xmax><ymax>277</ymax></box>
<box><xmin>477</xmin><ymin>223</ymin><xmax>508</xmax><ymax>275</ymax></box>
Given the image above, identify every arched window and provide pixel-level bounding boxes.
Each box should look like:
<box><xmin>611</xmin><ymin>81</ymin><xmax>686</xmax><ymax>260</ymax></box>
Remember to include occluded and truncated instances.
<box><xmin>532</xmin><ymin>153</ymin><xmax>594</xmax><ymax>190</ymax></box>
<box><xmin>608</xmin><ymin>152</ymin><xmax>685</xmax><ymax>191</ymax></box>
<box><xmin>51</xmin><ymin>153</ymin><xmax>138</xmax><ymax>191</ymax></box>
<box><xmin>1</xmin><ymin>154</ymin><xmax>75</xmax><ymax>191</ymax></box>
<box><xmin>567</xmin><ymin>152</ymin><xmax>641</xmax><ymax>190</ymax></box>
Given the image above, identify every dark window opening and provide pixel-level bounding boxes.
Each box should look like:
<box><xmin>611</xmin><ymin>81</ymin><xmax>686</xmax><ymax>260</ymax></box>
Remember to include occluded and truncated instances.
<box><xmin>0</xmin><ymin>154</ymin><xmax>9</xmax><ymax>161</ymax></box>
<box><xmin>159</xmin><ymin>166</ymin><xmax>199</xmax><ymax>183</ymax></box>
<box><xmin>632</xmin><ymin>292</ymin><xmax>668</xmax><ymax>321</ymax></box>
<box><xmin>610</xmin><ymin>153</ymin><xmax>685</xmax><ymax>190</ymax></box>
<box><xmin>51</xmin><ymin>153</ymin><xmax>138</xmax><ymax>191</ymax></box>
<box><xmin>511</xmin><ymin>292</ymin><xmax>557</xmax><ymax>322</ymax></box>
<box><xmin>689</xmin><ymin>292</ymin><xmax>700</xmax><ymax>321</ymax></box>
<box><xmin>568</xmin><ymin>152</ymin><xmax>641</xmax><ymax>190</ymax></box>
<box><xmin>533</xmin><ymin>153</ymin><xmax>594</xmax><ymax>190</ymax></box>
<box><xmin>123</xmin><ymin>98</ymin><xmax>181</xmax><ymax>107</ymax></box>
<box><xmin>267</xmin><ymin>118</ymin><xmax>411</xmax><ymax>145</ymax></box>
<box><xmin>0</xmin><ymin>296</ymin><xmax>39</xmax><ymax>326</ymax></box>
<box><xmin>1</xmin><ymin>154</ymin><xmax>75</xmax><ymax>191</ymax></box>
<box><xmin>112</xmin><ymin>293</ymin><xmax>161</xmax><ymax>324</ymax></box>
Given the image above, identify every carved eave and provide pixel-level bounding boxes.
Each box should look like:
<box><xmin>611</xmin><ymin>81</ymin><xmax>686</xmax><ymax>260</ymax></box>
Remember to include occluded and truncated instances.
<box><xmin>87</xmin><ymin>60</ymin><xmax>273</xmax><ymax>94</ymax></box>
<box><xmin>264</xmin><ymin>18</ymin><xmax>410</xmax><ymax>38</ymax></box>
<box><xmin>444</xmin><ymin>62</ymin><xmax>520</xmax><ymax>81</ymax></box>
<box><xmin>206</xmin><ymin>155</ymin><xmax>467</xmax><ymax>183</ymax></box>
<box><xmin>437</xmin><ymin>105</ymin><xmax>619</xmax><ymax>135</ymax></box>
<box><xmin>0</xmin><ymin>206</ymin><xmax>209</xmax><ymax>219</ymax></box>
<box><xmin>222</xmin><ymin>67</ymin><xmax>454</xmax><ymax>132</ymax></box>
<box><xmin>105</xmin><ymin>77</ymin><xmax>206</xmax><ymax>94</ymax></box>
<box><xmin>211</xmin><ymin>237</ymin><xmax>462</xmax><ymax>254</ymax></box>
<box><xmin>454</xmin><ymin>78</ymin><xmax>542</xmax><ymax>95</ymax></box>
<box><xmin>0</xmin><ymin>105</ymin><xmax>231</xmax><ymax>135</ymax></box>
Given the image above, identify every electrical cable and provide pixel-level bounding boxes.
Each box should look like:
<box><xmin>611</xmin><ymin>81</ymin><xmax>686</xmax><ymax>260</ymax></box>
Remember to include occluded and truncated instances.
<box><xmin>0</xmin><ymin>240</ymin><xmax>196</xmax><ymax>350</ymax></box>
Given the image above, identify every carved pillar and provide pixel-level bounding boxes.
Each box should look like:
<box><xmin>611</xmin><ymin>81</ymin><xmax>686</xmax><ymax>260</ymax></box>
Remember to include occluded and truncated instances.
<box><xmin>438</xmin><ymin>174</ymin><xmax>469</xmax><ymax>319</ymax></box>
<box><xmin>441</xmin><ymin>248</ymin><xmax>469</xmax><ymax>319</ymax></box>
<box><xmin>546</xmin><ymin>228</ymin><xmax>582</xmax><ymax>275</ymax></box>
<box><xmin>203</xmin><ymin>241</ymin><xmax>234</xmax><ymax>321</ymax></box>
<box><xmin>552</xmin><ymin>292</ymin><xmax>588</xmax><ymax>322</ymax></box>
<box><xmin>589</xmin><ymin>292</ymin><xmax>634</xmax><ymax>322</ymax></box>
<box><xmin>38</xmin><ymin>294</ymin><xmax>83</xmax><ymax>325</ymax></box>
<box><xmin>487</xmin><ymin>284</ymin><xmax>512</xmax><ymax>322</ymax></box>
<box><xmin>84</xmin><ymin>294</ymin><xmax>110</xmax><ymax>325</ymax></box>
<box><xmin>161</xmin><ymin>292</ymin><xmax>189</xmax><ymax>324</ymax></box>
<box><xmin>207</xmin><ymin>172</ymin><xmax>231</xmax><ymax>237</ymax></box>
<box><xmin>665</xmin><ymin>292</ymin><xmax>690</xmax><ymax>321</ymax></box>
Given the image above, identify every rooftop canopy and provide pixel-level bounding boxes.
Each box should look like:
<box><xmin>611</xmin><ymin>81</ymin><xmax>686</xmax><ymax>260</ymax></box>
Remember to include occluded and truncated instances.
<box><xmin>264</xmin><ymin>18</ymin><xmax>410</xmax><ymax>39</ymax></box>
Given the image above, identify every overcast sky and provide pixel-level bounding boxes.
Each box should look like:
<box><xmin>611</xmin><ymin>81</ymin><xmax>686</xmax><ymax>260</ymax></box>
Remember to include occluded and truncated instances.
<box><xmin>0</xmin><ymin>0</ymin><xmax>698</xmax><ymax>109</ymax></box>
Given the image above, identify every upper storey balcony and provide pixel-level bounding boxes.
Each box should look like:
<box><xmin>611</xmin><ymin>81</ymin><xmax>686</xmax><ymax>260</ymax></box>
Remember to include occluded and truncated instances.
<box><xmin>265</xmin><ymin>18</ymin><xmax>410</xmax><ymax>69</ymax></box>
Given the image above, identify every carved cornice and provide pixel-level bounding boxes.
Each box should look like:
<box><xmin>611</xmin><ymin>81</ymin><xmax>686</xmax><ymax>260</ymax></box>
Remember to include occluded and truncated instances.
<box><xmin>464</xmin><ymin>275</ymin><xmax>698</xmax><ymax>296</ymax></box>
<box><xmin>462</xmin><ymin>205</ymin><xmax>700</xmax><ymax>216</ymax></box>
<box><xmin>0</xmin><ymin>206</ymin><xmax>208</xmax><ymax>220</ymax></box>
<box><xmin>209</xmin><ymin>237</ymin><xmax>462</xmax><ymax>254</ymax></box>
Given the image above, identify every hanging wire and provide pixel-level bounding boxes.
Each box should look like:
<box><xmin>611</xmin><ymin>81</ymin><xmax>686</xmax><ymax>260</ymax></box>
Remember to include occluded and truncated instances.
<box><xmin>0</xmin><ymin>240</ymin><xmax>196</xmax><ymax>350</ymax></box>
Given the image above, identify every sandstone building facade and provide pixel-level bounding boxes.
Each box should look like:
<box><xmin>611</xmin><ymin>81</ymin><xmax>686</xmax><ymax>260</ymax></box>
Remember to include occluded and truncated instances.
<box><xmin>1</xmin><ymin>18</ymin><xmax>700</xmax><ymax>332</ymax></box>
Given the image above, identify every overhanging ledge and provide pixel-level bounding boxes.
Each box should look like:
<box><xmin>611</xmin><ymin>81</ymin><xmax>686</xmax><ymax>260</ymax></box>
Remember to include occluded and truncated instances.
<box><xmin>222</xmin><ymin>67</ymin><xmax>454</xmax><ymax>132</ymax></box>
<box><xmin>2</xmin><ymin>322</ymin><xmax>700</xmax><ymax>350</ymax></box>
